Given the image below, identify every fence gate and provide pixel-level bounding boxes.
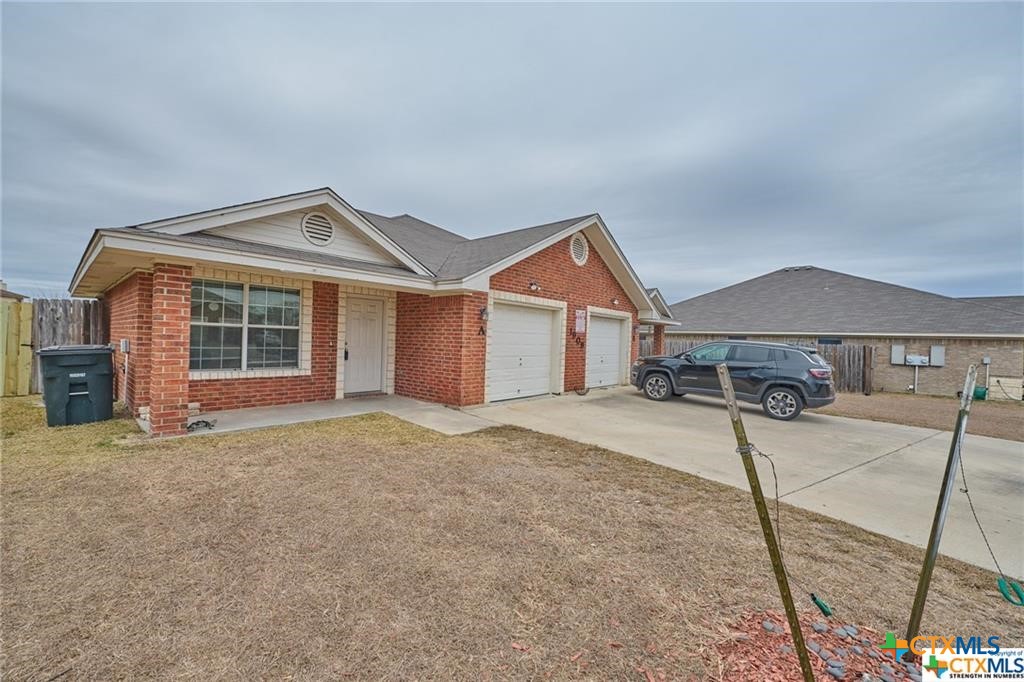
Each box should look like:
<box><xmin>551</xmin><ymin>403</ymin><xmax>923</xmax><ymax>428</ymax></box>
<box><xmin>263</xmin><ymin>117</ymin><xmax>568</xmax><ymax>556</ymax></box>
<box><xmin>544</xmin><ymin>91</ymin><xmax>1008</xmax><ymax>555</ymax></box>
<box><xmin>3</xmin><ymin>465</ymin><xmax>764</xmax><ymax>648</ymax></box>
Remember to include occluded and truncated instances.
<box><xmin>1</xmin><ymin>300</ymin><xmax>33</xmax><ymax>396</ymax></box>
<box><xmin>817</xmin><ymin>344</ymin><xmax>874</xmax><ymax>394</ymax></box>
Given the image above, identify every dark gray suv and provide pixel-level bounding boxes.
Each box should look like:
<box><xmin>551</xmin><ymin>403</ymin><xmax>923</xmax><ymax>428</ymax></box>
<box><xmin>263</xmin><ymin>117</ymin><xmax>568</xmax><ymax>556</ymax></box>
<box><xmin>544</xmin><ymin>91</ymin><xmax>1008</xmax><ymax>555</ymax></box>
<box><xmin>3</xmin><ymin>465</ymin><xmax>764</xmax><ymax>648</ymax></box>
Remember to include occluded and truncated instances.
<box><xmin>630</xmin><ymin>341</ymin><xmax>836</xmax><ymax>420</ymax></box>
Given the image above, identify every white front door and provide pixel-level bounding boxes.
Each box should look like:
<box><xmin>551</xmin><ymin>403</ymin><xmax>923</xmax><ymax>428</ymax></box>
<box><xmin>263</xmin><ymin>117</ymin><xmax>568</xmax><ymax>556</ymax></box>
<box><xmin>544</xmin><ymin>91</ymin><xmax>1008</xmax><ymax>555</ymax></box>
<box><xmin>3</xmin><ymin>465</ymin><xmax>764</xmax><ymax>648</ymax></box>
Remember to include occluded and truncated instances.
<box><xmin>489</xmin><ymin>303</ymin><xmax>555</xmax><ymax>401</ymax></box>
<box><xmin>345</xmin><ymin>297</ymin><xmax>385</xmax><ymax>394</ymax></box>
<box><xmin>586</xmin><ymin>315</ymin><xmax>625</xmax><ymax>388</ymax></box>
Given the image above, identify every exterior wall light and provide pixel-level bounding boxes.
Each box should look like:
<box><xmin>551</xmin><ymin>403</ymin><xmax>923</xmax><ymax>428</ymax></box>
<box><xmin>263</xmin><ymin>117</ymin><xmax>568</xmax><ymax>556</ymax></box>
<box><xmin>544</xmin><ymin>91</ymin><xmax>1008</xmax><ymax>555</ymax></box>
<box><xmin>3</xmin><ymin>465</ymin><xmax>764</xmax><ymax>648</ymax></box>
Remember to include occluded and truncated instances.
<box><xmin>479</xmin><ymin>307</ymin><xmax>489</xmax><ymax>321</ymax></box>
<box><xmin>528</xmin><ymin>282</ymin><xmax>540</xmax><ymax>292</ymax></box>
<box><xmin>612</xmin><ymin>298</ymin><xmax>620</xmax><ymax>305</ymax></box>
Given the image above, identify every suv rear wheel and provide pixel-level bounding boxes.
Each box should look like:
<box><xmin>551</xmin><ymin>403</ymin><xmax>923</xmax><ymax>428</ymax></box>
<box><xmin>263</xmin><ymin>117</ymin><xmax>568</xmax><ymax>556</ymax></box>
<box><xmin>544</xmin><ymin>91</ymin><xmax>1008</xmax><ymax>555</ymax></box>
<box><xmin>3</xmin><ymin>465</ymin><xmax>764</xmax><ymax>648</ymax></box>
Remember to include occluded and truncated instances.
<box><xmin>762</xmin><ymin>387</ymin><xmax>802</xmax><ymax>420</ymax></box>
<box><xmin>642</xmin><ymin>373</ymin><xmax>672</xmax><ymax>401</ymax></box>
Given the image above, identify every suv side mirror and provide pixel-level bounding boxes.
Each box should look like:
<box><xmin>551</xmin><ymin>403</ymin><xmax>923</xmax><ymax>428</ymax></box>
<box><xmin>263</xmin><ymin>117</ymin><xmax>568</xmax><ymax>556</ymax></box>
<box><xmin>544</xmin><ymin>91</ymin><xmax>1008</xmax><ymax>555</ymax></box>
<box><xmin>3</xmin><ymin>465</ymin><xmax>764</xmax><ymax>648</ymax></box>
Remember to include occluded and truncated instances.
<box><xmin>681</xmin><ymin>352</ymin><xmax>693</xmax><ymax>363</ymax></box>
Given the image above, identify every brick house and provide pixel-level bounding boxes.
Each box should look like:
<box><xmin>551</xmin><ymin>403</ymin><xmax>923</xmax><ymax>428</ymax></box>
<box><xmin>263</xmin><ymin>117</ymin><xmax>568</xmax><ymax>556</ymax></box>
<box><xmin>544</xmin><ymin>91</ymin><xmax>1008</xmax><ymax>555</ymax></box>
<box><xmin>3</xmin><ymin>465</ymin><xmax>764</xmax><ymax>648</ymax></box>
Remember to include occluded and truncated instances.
<box><xmin>70</xmin><ymin>188</ymin><xmax>672</xmax><ymax>435</ymax></box>
<box><xmin>657</xmin><ymin>266</ymin><xmax>1024</xmax><ymax>398</ymax></box>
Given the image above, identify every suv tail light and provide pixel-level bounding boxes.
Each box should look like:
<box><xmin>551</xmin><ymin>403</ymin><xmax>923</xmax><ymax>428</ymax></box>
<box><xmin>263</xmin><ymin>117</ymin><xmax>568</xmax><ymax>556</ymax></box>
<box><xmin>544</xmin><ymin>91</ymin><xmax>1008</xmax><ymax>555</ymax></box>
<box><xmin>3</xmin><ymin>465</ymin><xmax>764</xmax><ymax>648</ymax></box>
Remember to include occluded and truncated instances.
<box><xmin>809</xmin><ymin>368</ymin><xmax>832</xmax><ymax>379</ymax></box>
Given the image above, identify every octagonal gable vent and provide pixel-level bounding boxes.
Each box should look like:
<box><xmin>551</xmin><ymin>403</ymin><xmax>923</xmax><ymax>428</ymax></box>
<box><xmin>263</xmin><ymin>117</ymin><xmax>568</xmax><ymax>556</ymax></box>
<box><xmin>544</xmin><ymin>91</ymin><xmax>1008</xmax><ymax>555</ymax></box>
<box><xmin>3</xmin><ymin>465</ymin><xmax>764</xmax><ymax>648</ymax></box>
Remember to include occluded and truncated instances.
<box><xmin>301</xmin><ymin>212</ymin><xmax>336</xmax><ymax>246</ymax></box>
<box><xmin>570</xmin><ymin>232</ymin><xmax>589</xmax><ymax>266</ymax></box>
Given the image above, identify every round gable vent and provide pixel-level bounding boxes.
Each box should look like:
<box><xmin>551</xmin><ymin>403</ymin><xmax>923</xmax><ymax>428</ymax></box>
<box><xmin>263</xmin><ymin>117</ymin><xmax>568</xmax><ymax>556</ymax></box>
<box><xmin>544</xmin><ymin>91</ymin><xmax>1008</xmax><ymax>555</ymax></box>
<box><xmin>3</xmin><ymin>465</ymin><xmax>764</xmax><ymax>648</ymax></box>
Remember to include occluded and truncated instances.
<box><xmin>570</xmin><ymin>232</ymin><xmax>589</xmax><ymax>266</ymax></box>
<box><xmin>301</xmin><ymin>212</ymin><xmax>336</xmax><ymax>246</ymax></box>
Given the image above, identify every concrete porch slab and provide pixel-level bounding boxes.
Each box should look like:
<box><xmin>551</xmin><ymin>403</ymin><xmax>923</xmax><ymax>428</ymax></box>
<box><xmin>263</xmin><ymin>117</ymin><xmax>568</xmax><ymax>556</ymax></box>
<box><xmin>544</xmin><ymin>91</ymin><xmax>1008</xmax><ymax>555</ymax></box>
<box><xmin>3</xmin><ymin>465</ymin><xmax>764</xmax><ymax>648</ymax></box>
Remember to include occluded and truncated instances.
<box><xmin>190</xmin><ymin>395</ymin><xmax>492</xmax><ymax>437</ymax></box>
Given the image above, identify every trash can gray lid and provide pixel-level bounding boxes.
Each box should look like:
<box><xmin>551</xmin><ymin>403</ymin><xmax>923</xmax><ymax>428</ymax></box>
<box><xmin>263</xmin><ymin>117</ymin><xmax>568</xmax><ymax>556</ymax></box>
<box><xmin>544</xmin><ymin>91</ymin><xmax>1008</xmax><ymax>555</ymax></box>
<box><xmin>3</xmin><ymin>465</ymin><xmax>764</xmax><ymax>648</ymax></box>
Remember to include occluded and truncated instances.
<box><xmin>37</xmin><ymin>344</ymin><xmax>113</xmax><ymax>355</ymax></box>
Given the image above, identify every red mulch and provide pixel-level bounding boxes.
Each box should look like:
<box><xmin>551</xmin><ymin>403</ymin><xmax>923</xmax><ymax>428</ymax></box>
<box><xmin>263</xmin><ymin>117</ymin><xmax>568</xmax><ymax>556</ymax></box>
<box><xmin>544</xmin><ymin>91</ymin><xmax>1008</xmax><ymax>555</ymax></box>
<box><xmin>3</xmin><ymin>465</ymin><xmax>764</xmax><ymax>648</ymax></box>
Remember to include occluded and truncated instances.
<box><xmin>714</xmin><ymin>610</ymin><xmax>920</xmax><ymax>681</ymax></box>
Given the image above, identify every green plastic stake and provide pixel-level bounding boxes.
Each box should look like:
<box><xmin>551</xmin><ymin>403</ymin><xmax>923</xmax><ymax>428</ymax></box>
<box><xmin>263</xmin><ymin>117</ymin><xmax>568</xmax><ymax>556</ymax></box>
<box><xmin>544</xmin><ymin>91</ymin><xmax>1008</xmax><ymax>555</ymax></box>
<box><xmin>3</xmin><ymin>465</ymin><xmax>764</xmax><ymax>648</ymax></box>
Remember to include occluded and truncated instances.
<box><xmin>811</xmin><ymin>593</ymin><xmax>833</xmax><ymax>617</ymax></box>
<box><xmin>998</xmin><ymin>577</ymin><xmax>1024</xmax><ymax>606</ymax></box>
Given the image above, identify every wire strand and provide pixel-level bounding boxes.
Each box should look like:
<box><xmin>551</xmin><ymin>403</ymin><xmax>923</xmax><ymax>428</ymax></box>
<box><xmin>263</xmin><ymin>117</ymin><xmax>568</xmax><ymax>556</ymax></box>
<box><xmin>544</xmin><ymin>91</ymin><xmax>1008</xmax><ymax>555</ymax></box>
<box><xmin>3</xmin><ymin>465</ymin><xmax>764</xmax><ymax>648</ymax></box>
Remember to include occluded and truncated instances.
<box><xmin>956</xmin><ymin>447</ymin><xmax>1019</xmax><ymax>582</ymax></box>
<box><xmin>750</xmin><ymin>444</ymin><xmax>813</xmax><ymax>599</ymax></box>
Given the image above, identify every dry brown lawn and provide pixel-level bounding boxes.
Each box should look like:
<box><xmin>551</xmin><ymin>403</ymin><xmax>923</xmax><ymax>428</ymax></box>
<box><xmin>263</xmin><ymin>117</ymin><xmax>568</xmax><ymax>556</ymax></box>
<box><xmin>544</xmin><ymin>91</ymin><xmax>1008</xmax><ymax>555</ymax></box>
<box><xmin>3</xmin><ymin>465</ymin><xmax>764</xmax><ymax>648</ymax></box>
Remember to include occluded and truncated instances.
<box><xmin>1</xmin><ymin>397</ymin><xmax>1020</xmax><ymax>680</ymax></box>
<box><xmin>820</xmin><ymin>392</ymin><xmax>1024</xmax><ymax>442</ymax></box>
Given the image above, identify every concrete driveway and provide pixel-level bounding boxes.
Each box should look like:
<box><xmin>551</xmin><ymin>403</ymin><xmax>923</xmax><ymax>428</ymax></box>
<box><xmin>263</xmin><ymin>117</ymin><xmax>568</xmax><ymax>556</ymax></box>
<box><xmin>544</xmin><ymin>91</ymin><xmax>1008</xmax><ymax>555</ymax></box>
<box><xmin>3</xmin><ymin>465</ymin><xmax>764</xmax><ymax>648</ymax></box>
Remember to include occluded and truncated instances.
<box><xmin>470</xmin><ymin>387</ymin><xmax>1024</xmax><ymax>575</ymax></box>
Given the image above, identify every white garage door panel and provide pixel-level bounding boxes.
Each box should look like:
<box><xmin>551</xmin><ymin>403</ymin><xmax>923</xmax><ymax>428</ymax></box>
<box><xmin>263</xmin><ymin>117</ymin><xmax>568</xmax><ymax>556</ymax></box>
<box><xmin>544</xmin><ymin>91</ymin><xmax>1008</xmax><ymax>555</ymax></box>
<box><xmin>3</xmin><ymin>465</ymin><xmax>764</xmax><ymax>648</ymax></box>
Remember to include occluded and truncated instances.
<box><xmin>586</xmin><ymin>315</ymin><xmax>624</xmax><ymax>388</ymax></box>
<box><xmin>490</xmin><ymin>304</ymin><xmax>554</xmax><ymax>401</ymax></box>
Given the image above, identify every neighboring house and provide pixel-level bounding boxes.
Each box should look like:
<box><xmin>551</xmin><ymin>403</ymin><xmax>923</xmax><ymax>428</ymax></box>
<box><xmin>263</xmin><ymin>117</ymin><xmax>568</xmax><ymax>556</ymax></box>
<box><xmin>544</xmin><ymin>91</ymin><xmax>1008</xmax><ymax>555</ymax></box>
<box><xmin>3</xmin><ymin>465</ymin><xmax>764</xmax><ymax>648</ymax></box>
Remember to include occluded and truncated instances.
<box><xmin>662</xmin><ymin>266</ymin><xmax>1024</xmax><ymax>398</ymax></box>
<box><xmin>70</xmin><ymin>187</ymin><xmax>672</xmax><ymax>435</ymax></box>
<box><xmin>0</xmin><ymin>282</ymin><xmax>27</xmax><ymax>301</ymax></box>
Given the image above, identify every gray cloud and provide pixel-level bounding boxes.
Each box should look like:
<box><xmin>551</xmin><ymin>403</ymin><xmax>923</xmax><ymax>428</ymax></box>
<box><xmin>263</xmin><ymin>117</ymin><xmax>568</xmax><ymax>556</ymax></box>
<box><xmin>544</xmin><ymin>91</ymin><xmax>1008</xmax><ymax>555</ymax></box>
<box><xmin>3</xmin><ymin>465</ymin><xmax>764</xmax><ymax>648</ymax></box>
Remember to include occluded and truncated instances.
<box><xmin>2</xmin><ymin>2</ymin><xmax>1021</xmax><ymax>300</ymax></box>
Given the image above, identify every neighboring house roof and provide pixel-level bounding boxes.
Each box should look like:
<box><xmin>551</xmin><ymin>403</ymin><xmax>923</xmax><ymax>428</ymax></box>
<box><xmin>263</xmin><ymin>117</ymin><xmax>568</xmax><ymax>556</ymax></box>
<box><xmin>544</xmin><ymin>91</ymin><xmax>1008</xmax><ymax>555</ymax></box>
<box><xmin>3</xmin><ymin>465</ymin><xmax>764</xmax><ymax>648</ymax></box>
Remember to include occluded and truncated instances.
<box><xmin>667</xmin><ymin>266</ymin><xmax>1024</xmax><ymax>337</ymax></box>
<box><xmin>959</xmin><ymin>296</ymin><xmax>1024</xmax><ymax>315</ymax></box>
<box><xmin>70</xmin><ymin>187</ymin><xmax>664</xmax><ymax>319</ymax></box>
<box><xmin>1</xmin><ymin>285</ymin><xmax>27</xmax><ymax>301</ymax></box>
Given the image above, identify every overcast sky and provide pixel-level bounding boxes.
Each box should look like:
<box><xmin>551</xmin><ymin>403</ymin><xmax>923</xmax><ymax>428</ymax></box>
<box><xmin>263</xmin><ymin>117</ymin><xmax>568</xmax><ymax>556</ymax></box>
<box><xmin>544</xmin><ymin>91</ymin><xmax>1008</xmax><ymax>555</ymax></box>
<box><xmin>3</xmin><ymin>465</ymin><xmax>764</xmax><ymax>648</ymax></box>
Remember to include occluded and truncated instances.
<box><xmin>2</xmin><ymin>2</ymin><xmax>1021</xmax><ymax>302</ymax></box>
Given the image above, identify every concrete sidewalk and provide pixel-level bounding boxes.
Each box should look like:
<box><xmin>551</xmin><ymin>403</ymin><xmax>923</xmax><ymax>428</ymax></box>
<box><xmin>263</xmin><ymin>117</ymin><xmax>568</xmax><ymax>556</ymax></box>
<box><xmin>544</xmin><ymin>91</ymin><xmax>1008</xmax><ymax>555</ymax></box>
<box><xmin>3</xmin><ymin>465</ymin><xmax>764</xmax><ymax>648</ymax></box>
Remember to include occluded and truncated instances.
<box><xmin>190</xmin><ymin>394</ymin><xmax>492</xmax><ymax>437</ymax></box>
<box><xmin>470</xmin><ymin>387</ymin><xmax>1024</xmax><ymax>574</ymax></box>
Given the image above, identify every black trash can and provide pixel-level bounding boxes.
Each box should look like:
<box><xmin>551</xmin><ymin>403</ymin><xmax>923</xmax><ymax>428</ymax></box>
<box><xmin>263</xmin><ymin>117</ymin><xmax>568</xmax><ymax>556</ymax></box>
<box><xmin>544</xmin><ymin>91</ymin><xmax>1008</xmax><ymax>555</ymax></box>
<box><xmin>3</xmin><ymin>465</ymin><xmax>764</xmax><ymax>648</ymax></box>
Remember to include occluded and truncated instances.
<box><xmin>37</xmin><ymin>345</ymin><xmax>114</xmax><ymax>427</ymax></box>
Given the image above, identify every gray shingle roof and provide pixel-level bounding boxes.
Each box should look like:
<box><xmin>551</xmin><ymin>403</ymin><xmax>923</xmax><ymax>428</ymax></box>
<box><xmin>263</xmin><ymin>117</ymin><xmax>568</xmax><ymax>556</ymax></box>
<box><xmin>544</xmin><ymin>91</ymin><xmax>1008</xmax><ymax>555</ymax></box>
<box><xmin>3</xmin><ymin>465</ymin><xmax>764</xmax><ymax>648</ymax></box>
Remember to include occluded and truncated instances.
<box><xmin>357</xmin><ymin>211</ymin><xmax>468</xmax><ymax>273</ymax></box>
<box><xmin>432</xmin><ymin>215</ymin><xmax>594</xmax><ymax>280</ymax></box>
<box><xmin>112</xmin><ymin>208</ymin><xmax>596</xmax><ymax>283</ymax></box>
<box><xmin>959</xmin><ymin>296</ymin><xmax>1024</xmax><ymax>315</ymax></box>
<box><xmin>668</xmin><ymin>266</ymin><xmax>1024</xmax><ymax>336</ymax></box>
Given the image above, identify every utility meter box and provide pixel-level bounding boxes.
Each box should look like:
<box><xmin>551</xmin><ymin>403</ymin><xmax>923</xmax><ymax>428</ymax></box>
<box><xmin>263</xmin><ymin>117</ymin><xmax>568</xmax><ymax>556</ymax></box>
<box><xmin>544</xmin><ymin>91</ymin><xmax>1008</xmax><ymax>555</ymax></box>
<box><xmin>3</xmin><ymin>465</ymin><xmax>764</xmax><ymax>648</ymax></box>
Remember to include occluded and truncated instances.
<box><xmin>905</xmin><ymin>354</ymin><xmax>930</xmax><ymax>366</ymax></box>
<box><xmin>890</xmin><ymin>344</ymin><xmax>906</xmax><ymax>365</ymax></box>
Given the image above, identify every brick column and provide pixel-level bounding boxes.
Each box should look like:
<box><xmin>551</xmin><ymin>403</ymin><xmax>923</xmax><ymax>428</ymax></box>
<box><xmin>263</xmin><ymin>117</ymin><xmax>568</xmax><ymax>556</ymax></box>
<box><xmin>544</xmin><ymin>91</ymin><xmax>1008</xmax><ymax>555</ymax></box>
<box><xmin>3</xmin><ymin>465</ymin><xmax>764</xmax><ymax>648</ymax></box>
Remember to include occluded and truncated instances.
<box><xmin>149</xmin><ymin>264</ymin><xmax>192</xmax><ymax>436</ymax></box>
<box><xmin>653</xmin><ymin>325</ymin><xmax>666</xmax><ymax>355</ymax></box>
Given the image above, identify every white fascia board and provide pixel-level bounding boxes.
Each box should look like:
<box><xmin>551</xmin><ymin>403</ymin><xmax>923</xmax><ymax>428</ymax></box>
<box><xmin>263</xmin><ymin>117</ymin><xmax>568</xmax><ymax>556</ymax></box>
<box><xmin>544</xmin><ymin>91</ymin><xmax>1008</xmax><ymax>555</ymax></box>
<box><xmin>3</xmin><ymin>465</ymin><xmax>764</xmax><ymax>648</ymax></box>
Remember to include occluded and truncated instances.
<box><xmin>582</xmin><ymin>216</ymin><xmax>661</xmax><ymax>317</ymax></box>
<box><xmin>68</xmin><ymin>231</ymin><xmax>104</xmax><ymax>295</ymax></box>
<box><xmin>134</xmin><ymin>189</ymin><xmax>433</xmax><ymax>277</ymax></box>
<box><xmin>640</xmin><ymin>318</ymin><xmax>682</xmax><ymax>326</ymax></box>
<box><xmin>648</xmin><ymin>289</ymin><xmax>673</xmax><ymax>318</ymax></box>
<box><xmin>663</xmin><ymin>329</ymin><xmax>1024</xmax><ymax>339</ymax></box>
<box><xmin>81</xmin><ymin>232</ymin><xmax>443</xmax><ymax>294</ymax></box>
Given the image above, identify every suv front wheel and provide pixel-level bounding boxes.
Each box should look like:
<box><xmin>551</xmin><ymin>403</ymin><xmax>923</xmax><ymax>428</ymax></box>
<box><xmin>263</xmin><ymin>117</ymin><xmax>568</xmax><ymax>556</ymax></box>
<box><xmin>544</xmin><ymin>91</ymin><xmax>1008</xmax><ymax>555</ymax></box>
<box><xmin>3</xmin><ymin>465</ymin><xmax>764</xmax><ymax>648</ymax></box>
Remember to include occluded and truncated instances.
<box><xmin>762</xmin><ymin>387</ymin><xmax>803</xmax><ymax>420</ymax></box>
<box><xmin>642</xmin><ymin>373</ymin><xmax>672</xmax><ymax>401</ymax></box>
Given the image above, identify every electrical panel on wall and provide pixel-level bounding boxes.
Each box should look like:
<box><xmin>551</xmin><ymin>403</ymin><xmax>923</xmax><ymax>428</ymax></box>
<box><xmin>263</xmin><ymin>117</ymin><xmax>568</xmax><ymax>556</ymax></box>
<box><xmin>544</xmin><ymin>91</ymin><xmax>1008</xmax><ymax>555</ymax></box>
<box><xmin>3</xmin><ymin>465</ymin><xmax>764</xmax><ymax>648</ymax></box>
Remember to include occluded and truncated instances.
<box><xmin>890</xmin><ymin>344</ymin><xmax>905</xmax><ymax>365</ymax></box>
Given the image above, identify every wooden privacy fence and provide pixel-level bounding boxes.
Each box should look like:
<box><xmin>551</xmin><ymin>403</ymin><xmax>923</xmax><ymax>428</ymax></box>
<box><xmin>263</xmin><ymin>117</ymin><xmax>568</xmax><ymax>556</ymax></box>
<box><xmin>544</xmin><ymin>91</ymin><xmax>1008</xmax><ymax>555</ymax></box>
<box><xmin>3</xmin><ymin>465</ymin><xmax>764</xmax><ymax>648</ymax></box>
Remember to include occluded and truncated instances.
<box><xmin>0</xmin><ymin>298</ymin><xmax>107</xmax><ymax>396</ymax></box>
<box><xmin>31</xmin><ymin>299</ymin><xmax>107</xmax><ymax>393</ymax></box>
<box><xmin>638</xmin><ymin>336</ymin><xmax>874</xmax><ymax>394</ymax></box>
<box><xmin>817</xmin><ymin>344</ymin><xmax>874</xmax><ymax>394</ymax></box>
<box><xmin>1</xmin><ymin>299</ymin><xmax>34</xmax><ymax>396</ymax></box>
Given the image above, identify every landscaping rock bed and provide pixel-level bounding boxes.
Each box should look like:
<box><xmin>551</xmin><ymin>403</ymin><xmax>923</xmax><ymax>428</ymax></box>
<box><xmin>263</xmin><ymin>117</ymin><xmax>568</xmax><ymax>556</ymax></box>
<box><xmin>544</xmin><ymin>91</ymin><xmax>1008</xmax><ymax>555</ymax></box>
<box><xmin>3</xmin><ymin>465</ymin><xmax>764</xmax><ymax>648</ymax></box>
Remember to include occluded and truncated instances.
<box><xmin>717</xmin><ymin>611</ymin><xmax>923</xmax><ymax>681</ymax></box>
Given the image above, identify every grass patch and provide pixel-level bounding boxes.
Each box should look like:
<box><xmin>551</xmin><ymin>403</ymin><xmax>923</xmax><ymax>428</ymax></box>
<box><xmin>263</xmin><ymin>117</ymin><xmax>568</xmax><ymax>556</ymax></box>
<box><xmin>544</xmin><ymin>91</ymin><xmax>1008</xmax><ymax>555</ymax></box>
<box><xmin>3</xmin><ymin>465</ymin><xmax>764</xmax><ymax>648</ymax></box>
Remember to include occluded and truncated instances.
<box><xmin>821</xmin><ymin>391</ymin><xmax>1024</xmax><ymax>441</ymax></box>
<box><xmin>2</xmin><ymin>396</ymin><xmax>1020</xmax><ymax>679</ymax></box>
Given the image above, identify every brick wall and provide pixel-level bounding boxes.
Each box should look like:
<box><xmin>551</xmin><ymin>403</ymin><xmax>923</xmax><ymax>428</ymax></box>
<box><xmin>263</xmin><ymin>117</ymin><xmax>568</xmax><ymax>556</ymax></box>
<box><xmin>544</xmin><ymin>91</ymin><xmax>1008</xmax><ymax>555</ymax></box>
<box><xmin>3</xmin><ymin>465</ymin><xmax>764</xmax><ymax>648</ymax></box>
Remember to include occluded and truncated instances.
<box><xmin>652</xmin><ymin>325</ymin><xmax>666</xmax><ymax>355</ymax></box>
<box><xmin>489</xmin><ymin>233</ymin><xmax>639</xmax><ymax>392</ymax></box>
<box><xmin>394</xmin><ymin>292</ymin><xmax>488</xmax><ymax>406</ymax></box>
<box><xmin>189</xmin><ymin>280</ymin><xmax>338</xmax><ymax>411</ymax></box>
<box><xmin>867</xmin><ymin>337</ymin><xmax>1023</xmax><ymax>396</ymax></box>
<box><xmin>105</xmin><ymin>271</ymin><xmax>152</xmax><ymax>415</ymax></box>
<box><xmin>663</xmin><ymin>332</ymin><xmax>1023</xmax><ymax>396</ymax></box>
<box><xmin>149</xmin><ymin>264</ymin><xmax>192</xmax><ymax>436</ymax></box>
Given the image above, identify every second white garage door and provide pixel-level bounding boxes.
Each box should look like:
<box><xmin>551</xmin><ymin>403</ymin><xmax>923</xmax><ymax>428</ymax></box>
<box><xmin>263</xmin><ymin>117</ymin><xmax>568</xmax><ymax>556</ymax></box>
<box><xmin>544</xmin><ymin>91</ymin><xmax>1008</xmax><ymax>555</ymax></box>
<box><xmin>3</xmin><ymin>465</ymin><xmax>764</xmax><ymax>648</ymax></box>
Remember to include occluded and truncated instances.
<box><xmin>489</xmin><ymin>303</ymin><xmax>555</xmax><ymax>401</ymax></box>
<box><xmin>586</xmin><ymin>315</ymin><xmax>625</xmax><ymax>388</ymax></box>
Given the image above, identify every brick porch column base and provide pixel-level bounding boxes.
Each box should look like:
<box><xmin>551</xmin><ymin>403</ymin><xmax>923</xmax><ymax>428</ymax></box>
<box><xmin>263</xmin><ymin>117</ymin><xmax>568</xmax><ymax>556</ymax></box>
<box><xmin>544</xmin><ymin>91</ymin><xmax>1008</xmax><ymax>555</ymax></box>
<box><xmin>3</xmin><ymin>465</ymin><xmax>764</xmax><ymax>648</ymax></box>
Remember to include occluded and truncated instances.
<box><xmin>653</xmin><ymin>325</ymin><xmax>666</xmax><ymax>355</ymax></box>
<box><xmin>149</xmin><ymin>263</ymin><xmax>192</xmax><ymax>436</ymax></box>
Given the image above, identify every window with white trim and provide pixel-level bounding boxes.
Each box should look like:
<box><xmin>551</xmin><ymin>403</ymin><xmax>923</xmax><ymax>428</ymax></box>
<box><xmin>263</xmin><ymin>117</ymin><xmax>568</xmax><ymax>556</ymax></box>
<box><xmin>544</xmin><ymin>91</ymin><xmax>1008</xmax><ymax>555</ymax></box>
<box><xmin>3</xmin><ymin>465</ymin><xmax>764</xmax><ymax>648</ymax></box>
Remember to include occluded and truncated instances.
<box><xmin>189</xmin><ymin>279</ymin><xmax>301</xmax><ymax>371</ymax></box>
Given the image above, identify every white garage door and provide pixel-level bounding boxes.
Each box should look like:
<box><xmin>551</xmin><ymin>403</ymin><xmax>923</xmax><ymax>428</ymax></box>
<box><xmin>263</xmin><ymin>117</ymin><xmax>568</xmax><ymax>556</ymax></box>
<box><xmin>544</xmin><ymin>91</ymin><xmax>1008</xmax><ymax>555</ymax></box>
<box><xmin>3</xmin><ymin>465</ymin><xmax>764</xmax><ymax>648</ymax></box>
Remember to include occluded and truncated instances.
<box><xmin>489</xmin><ymin>303</ymin><xmax>555</xmax><ymax>401</ymax></box>
<box><xmin>586</xmin><ymin>315</ymin><xmax>625</xmax><ymax>388</ymax></box>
